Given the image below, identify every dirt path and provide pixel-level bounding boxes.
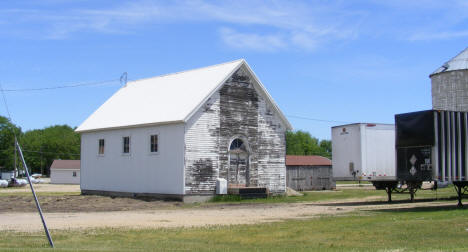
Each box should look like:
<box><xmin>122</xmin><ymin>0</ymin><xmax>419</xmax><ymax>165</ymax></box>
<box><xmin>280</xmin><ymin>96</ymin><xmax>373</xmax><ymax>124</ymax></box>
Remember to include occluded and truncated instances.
<box><xmin>0</xmin><ymin>202</ymin><xmax>349</xmax><ymax>231</ymax></box>
<box><xmin>0</xmin><ymin>199</ymin><xmax>457</xmax><ymax>232</ymax></box>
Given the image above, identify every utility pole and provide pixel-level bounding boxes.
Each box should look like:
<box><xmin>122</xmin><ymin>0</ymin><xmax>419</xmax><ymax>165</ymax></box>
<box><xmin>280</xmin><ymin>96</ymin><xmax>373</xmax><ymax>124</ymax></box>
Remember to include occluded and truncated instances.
<box><xmin>16</xmin><ymin>140</ymin><xmax>54</xmax><ymax>247</ymax></box>
<box><xmin>13</xmin><ymin>136</ymin><xmax>17</xmax><ymax>179</ymax></box>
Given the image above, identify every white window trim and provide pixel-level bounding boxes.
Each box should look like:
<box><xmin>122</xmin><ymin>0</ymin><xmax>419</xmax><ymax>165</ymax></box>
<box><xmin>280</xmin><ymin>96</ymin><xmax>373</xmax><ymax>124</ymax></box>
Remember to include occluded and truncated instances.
<box><xmin>97</xmin><ymin>138</ymin><xmax>105</xmax><ymax>157</ymax></box>
<box><xmin>148</xmin><ymin>133</ymin><xmax>160</xmax><ymax>155</ymax></box>
<box><xmin>121</xmin><ymin>135</ymin><xmax>132</xmax><ymax>156</ymax></box>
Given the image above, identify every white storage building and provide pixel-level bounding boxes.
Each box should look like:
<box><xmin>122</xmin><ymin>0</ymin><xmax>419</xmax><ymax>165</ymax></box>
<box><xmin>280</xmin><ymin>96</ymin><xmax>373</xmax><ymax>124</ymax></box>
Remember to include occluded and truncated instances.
<box><xmin>76</xmin><ymin>59</ymin><xmax>292</xmax><ymax>202</ymax></box>
<box><xmin>50</xmin><ymin>160</ymin><xmax>80</xmax><ymax>184</ymax></box>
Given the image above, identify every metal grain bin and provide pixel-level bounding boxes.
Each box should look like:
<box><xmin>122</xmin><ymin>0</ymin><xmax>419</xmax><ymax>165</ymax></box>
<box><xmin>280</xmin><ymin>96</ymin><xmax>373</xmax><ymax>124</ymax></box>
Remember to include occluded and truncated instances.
<box><xmin>431</xmin><ymin>47</ymin><xmax>468</xmax><ymax>112</ymax></box>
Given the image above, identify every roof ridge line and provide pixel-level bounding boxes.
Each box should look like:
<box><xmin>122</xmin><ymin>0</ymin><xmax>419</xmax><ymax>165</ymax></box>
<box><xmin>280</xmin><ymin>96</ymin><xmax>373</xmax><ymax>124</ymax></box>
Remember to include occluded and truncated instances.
<box><xmin>431</xmin><ymin>47</ymin><xmax>468</xmax><ymax>76</ymax></box>
<box><xmin>127</xmin><ymin>59</ymin><xmax>245</xmax><ymax>85</ymax></box>
<box><xmin>439</xmin><ymin>47</ymin><xmax>468</xmax><ymax>67</ymax></box>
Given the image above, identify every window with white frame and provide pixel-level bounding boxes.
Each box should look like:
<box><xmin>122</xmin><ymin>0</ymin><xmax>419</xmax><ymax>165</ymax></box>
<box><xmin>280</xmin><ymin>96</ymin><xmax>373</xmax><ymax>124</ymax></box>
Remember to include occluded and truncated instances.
<box><xmin>98</xmin><ymin>139</ymin><xmax>105</xmax><ymax>155</ymax></box>
<box><xmin>150</xmin><ymin>135</ymin><xmax>158</xmax><ymax>153</ymax></box>
<box><xmin>72</xmin><ymin>171</ymin><xmax>77</xmax><ymax>177</ymax></box>
<box><xmin>123</xmin><ymin>136</ymin><xmax>130</xmax><ymax>154</ymax></box>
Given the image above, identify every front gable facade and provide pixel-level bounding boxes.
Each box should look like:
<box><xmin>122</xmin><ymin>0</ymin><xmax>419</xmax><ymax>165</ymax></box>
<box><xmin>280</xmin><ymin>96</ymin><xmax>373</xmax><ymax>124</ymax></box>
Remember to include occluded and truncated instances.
<box><xmin>185</xmin><ymin>65</ymin><xmax>287</xmax><ymax>195</ymax></box>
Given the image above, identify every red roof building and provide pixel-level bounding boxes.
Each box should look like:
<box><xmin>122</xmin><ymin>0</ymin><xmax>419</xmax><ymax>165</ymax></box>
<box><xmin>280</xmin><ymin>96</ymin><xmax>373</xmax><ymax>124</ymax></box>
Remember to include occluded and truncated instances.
<box><xmin>286</xmin><ymin>155</ymin><xmax>331</xmax><ymax>166</ymax></box>
<box><xmin>50</xmin><ymin>160</ymin><xmax>80</xmax><ymax>170</ymax></box>
<box><xmin>285</xmin><ymin>155</ymin><xmax>334</xmax><ymax>191</ymax></box>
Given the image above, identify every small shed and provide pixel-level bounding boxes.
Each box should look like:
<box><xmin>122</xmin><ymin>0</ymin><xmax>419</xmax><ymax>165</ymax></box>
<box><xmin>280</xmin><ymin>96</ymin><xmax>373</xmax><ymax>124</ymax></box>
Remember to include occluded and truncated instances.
<box><xmin>0</xmin><ymin>170</ymin><xmax>15</xmax><ymax>180</ymax></box>
<box><xmin>50</xmin><ymin>160</ymin><xmax>80</xmax><ymax>184</ymax></box>
<box><xmin>286</xmin><ymin>155</ymin><xmax>335</xmax><ymax>191</ymax></box>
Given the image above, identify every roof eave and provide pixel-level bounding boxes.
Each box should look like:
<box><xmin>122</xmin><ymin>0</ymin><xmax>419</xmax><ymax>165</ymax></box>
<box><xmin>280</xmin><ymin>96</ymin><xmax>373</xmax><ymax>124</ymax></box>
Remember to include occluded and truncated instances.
<box><xmin>241</xmin><ymin>61</ymin><xmax>293</xmax><ymax>130</ymax></box>
<box><xmin>75</xmin><ymin>120</ymin><xmax>185</xmax><ymax>133</ymax></box>
<box><xmin>183</xmin><ymin>59</ymin><xmax>245</xmax><ymax>123</ymax></box>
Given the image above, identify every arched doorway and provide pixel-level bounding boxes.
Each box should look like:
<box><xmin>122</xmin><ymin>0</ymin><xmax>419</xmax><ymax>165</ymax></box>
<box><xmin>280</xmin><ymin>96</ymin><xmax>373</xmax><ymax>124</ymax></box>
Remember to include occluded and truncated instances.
<box><xmin>228</xmin><ymin>138</ymin><xmax>250</xmax><ymax>187</ymax></box>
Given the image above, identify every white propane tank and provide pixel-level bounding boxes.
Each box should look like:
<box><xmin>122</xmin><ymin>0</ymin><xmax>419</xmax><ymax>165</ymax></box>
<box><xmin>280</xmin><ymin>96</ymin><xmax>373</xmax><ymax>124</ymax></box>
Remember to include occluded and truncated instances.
<box><xmin>216</xmin><ymin>178</ymin><xmax>227</xmax><ymax>194</ymax></box>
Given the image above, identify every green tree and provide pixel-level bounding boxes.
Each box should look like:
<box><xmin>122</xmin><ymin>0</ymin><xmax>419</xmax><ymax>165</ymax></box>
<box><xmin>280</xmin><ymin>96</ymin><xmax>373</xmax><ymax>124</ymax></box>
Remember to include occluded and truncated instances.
<box><xmin>319</xmin><ymin>139</ymin><xmax>332</xmax><ymax>158</ymax></box>
<box><xmin>286</xmin><ymin>130</ymin><xmax>331</xmax><ymax>159</ymax></box>
<box><xmin>21</xmin><ymin>125</ymin><xmax>80</xmax><ymax>175</ymax></box>
<box><xmin>0</xmin><ymin>116</ymin><xmax>22</xmax><ymax>171</ymax></box>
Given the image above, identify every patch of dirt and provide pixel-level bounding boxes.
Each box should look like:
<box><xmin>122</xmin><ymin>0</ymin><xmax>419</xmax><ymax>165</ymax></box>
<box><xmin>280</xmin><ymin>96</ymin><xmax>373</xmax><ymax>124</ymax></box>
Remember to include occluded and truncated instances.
<box><xmin>0</xmin><ymin>194</ymin><xmax>180</xmax><ymax>213</ymax></box>
<box><xmin>0</xmin><ymin>182</ymin><xmax>80</xmax><ymax>193</ymax></box>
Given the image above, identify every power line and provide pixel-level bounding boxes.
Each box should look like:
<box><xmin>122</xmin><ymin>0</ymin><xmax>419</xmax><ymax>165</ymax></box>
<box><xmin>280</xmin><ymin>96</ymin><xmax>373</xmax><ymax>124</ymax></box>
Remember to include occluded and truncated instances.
<box><xmin>286</xmin><ymin>114</ymin><xmax>353</xmax><ymax>124</ymax></box>
<box><xmin>21</xmin><ymin>149</ymin><xmax>80</xmax><ymax>156</ymax></box>
<box><xmin>0</xmin><ymin>148</ymin><xmax>80</xmax><ymax>156</ymax></box>
<box><xmin>1</xmin><ymin>78</ymin><xmax>120</xmax><ymax>92</ymax></box>
<box><xmin>0</xmin><ymin>76</ymin><xmax>351</xmax><ymax>126</ymax></box>
<box><xmin>0</xmin><ymin>82</ymin><xmax>13</xmax><ymax>120</ymax></box>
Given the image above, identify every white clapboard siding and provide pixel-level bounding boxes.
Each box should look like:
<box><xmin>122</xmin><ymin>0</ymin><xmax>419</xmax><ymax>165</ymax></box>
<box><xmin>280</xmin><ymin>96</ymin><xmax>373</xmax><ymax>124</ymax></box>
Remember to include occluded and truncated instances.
<box><xmin>185</xmin><ymin>92</ymin><xmax>221</xmax><ymax>194</ymax></box>
<box><xmin>50</xmin><ymin>169</ymin><xmax>80</xmax><ymax>184</ymax></box>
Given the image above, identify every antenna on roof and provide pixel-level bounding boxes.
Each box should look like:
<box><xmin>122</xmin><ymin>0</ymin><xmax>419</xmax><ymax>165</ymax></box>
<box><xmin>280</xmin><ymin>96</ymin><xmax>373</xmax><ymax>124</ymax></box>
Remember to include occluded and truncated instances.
<box><xmin>120</xmin><ymin>72</ymin><xmax>128</xmax><ymax>87</ymax></box>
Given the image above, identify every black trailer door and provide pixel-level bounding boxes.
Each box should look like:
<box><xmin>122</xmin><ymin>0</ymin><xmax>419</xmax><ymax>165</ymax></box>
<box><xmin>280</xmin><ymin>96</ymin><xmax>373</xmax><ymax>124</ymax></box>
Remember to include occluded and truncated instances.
<box><xmin>395</xmin><ymin>110</ymin><xmax>435</xmax><ymax>181</ymax></box>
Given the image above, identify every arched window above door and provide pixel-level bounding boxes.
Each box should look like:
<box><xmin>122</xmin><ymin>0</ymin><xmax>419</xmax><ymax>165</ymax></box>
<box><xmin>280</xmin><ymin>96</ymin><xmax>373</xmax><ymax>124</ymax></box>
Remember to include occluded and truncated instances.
<box><xmin>229</xmin><ymin>138</ymin><xmax>247</xmax><ymax>153</ymax></box>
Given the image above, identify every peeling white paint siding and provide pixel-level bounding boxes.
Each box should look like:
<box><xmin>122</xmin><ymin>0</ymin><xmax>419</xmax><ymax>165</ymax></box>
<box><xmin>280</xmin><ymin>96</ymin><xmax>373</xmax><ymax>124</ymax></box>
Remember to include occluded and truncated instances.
<box><xmin>80</xmin><ymin>123</ymin><xmax>185</xmax><ymax>195</ymax></box>
<box><xmin>185</xmin><ymin>92</ymin><xmax>221</xmax><ymax>194</ymax></box>
<box><xmin>257</xmin><ymin>92</ymin><xmax>287</xmax><ymax>194</ymax></box>
<box><xmin>184</xmin><ymin>66</ymin><xmax>287</xmax><ymax>194</ymax></box>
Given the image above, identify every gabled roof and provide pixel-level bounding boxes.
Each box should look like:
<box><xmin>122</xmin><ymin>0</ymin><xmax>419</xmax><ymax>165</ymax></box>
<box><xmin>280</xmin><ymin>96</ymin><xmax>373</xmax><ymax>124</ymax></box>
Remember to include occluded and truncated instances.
<box><xmin>50</xmin><ymin>160</ymin><xmax>80</xmax><ymax>170</ymax></box>
<box><xmin>431</xmin><ymin>47</ymin><xmax>468</xmax><ymax>76</ymax></box>
<box><xmin>76</xmin><ymin>59</ymin><xmax>292</xmax><ymax>132</ymax></box>
<box><xmin>286</xmin><ymin>155</ymin><xmax>331</xmax><ymax>166</ymax></box>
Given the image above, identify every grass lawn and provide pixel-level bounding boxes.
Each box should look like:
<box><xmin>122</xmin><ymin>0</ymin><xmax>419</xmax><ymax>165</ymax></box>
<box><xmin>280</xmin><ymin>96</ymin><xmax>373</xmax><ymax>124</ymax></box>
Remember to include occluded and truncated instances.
<box><xmin>1</xmin><ymin>204</ymin><xmax>468</xmax><ymax>251</ymax></box>
<box><xmin>335</xmin><ymin>180</ymin><xmax>373</xmax><ymax>185</ymax></box>
<box><xmin>208</xmin><ymin>186</ymin><xmax>459</xmax><ymax>204</ymax></box>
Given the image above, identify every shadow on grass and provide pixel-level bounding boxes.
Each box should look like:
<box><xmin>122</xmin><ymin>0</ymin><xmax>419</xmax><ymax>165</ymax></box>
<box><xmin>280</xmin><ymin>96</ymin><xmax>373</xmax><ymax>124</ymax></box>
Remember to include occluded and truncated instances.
<box><xmin>368</xmin><ymin>204</ymin><xmax>467</xmax><ymax>213</ymax></box>
<box><xmin>311</xmin><ymin>196</ymin><xmax>462</xmax><ymax>207</ymax></box>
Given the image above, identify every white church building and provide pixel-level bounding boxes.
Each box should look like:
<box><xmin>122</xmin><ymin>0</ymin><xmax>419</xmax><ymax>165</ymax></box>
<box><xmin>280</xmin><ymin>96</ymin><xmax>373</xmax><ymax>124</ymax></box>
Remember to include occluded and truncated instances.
<box><xmin>76</xmin><ymin>59</ymin><xmax>292</xmax><ymax>202</ymax></box>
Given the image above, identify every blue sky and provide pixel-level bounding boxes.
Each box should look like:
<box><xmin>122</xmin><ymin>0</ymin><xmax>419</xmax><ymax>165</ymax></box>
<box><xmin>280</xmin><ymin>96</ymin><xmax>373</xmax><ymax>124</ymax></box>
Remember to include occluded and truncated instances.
<box><xmin>0</xmin><ymin>0</ymin><xmax>467</xmax><ymax>140</ymax></box>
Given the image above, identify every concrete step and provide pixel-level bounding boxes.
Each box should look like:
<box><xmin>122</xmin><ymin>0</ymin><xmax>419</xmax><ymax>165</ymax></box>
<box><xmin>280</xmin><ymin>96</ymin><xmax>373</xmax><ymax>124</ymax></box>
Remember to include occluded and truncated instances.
<box><xmin>228</xmin><ymin>187</ymin><xmax>268</xmax><ymax>199</ymax></box>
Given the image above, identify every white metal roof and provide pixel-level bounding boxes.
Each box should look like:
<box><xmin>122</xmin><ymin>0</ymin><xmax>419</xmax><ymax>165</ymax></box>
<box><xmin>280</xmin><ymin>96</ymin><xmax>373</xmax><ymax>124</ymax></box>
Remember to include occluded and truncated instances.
<box><xmin>76</xmin><ymin>59</ymin><xmax>292</xmax><ymax>132</ymax></box>
<box><xmin>431</xmin><ymin>47</ymin><xmax>468</xmax><ymax>76</ymax></box>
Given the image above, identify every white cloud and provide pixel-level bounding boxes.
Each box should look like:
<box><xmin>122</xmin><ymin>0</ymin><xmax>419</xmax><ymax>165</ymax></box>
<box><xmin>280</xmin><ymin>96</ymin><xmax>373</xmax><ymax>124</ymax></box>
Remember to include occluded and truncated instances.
<box><xmin>1</xmin><ymin>0</ymin><xmax>467</xmax><ymax>49</ymax></box>
<box><xmin>219</xmin><ymin>28</ymin><xmax>286</xmax><ymax>52</ymax></box>
<box><xmin>409</xmin><ymin>30</ymin><xmax>468</xmax><ymax>41</ymax></box>
<box><xmin>0</xmin><ymin>0</ymin><xmax>363</xmax><ymax>51</ymax></box>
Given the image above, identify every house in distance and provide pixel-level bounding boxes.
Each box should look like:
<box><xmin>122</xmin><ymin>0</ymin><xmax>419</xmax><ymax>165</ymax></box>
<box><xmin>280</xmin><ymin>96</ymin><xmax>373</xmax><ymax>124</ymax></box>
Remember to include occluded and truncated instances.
<box><xmin>76</xmin><ymin>59</ymin><xmax>292</xmax><ymax>202</ymax></box>
<box><xmin>50</xmin><ymin>159</ymin><xmax>80</xmax><ymax>184</ymax></box>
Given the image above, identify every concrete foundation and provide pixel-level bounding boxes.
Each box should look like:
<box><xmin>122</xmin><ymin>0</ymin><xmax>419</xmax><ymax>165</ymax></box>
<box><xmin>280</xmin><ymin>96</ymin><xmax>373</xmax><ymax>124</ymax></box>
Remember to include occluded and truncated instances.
<box><xmin>81</xmin><ymin>189</ymin><xmax>215</xmax><ymax>203</ymax></box>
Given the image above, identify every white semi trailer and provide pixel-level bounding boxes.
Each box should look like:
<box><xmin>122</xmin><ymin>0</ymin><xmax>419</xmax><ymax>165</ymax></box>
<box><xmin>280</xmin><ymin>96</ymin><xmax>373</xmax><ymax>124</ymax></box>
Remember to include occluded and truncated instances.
<box><xmin>332</xmin><ymin>123</ymin><xmax>396</xmax><ymax>182</ymax></box>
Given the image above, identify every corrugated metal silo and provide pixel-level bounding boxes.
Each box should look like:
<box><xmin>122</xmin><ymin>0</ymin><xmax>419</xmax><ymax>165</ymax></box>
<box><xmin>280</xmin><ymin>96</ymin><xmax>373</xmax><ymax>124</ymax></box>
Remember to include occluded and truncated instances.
<box><xmin>430</xmin><ymin>47</ymin><xmax>468</xmax><ymax>111</ymax></box>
